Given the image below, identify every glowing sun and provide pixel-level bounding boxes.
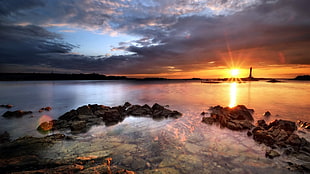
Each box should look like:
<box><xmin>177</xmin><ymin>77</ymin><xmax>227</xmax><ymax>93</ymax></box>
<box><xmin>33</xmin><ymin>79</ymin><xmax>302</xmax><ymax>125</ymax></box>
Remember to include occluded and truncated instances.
<box><xmin>230</xmin><ymin>69</ymin><xmax>240</xmax><ymax>77</ymax></box>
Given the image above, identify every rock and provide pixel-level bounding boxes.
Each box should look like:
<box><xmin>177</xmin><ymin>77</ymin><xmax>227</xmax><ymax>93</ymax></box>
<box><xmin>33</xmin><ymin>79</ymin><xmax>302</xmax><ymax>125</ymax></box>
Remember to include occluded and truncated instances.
<box><xmin>131</xmin><ymin>157</ymin><xmax>146</xmax><ymax>170</ymax></box>
<box><xmin>286</xmin><ymin>134</ymin><xmax>302</xmax><ymax>147</ymax></box>
<box><xmin>37</xmin><ymin>120</ymin><xmax>54</xmax><ymax>133</ymax></box>
<box><xmin>152</xmin><ymin>103</ymin><xmax>181</xmax><ymax>119</ymax></box>
<box><xmin>257</xmin><ymin>120</ymin><xmax>269</xmax><ymax>129</ymax></box>
<box><xmin>144</xmin><ymin>167</ymin><xmax>180</xmax><ymax>174</ymax></box>
<box><xmin>126</xmin><ymin>104</ymin><xmax>152</xmax><ymax>116</ymax></box>
<box><xmin>252</xmin><ymin>129</ymin><xmax>276</xmax><ymax>146</ymax></box>
<box><xmin>228</xmin><ymin>105</ymin><xmax>254</xmax><ymax>121</ymax></box>
<box><xmin>201</xmin><ymin>111</ymin><xmax>207</xmax><ymax>116</ymax></box>
<box><xmin>265</xmin><ymin>150</ymin><xmax>280</xmax><ymax>159</ymax></box>
<box><xmin>297</xmin><ymin>120</ymin><xmax>310</xmax><ymax>130</ymax></box>
<box><xmin>202</xmin><ymin>105</ymin><xmax>254</xmax><ymax>131</ymax></box>
<box><xmin>247</xmin><ymin>131</ymin><xmax>252</xmax><ymax>136</ymax></box>
<box><xmin>269</xmin><ymin>119</ymin><xmax>297</xmax><ymax>133</ymax></box>
<box><xmin>202</xmin><ymin>117</ymin><xmax>215</xmax><ymax>125</ymax></box>
<box><xmin>263</xmin><ymin>111</ymin><xmax>271</xmax><ymax>117</ymax></box>
<box><xmin>123</xmin><ymin>101</ymin><xmax>132</xmax><ymax>109</ymax></box>
<box><xmin>0</xmin><ymin>104</ymin><xmax>13</xmax><ymax>109</ymax></box>
<box><xmin>39</xmin><ymin>106</ymin><xmax>52</xmax><ymax>112</ymax></box>
<box><xmin>2</xmin><ymin>110</ymin><xmax>33</xmax><ymax>118</ymax></box>
<box><xmin>70</xmin><ymin>121</ymin><xmax>87</xmax><ymax>133</ymax></box>
<box><xmin>0</xmin><ymin>131</ymin><xmax>10</xmax><ymax>143</ymax></box>
<box><xmin>38</xmin><ymin>103</ymin><xmax>182</xmax><ymax>134</ymax></box>
<box><xmin>58</xmin><ymin>109</ymin><xmax>79</xmax><ymax>120</ymax></box>
<box><xmin>77</xmin><ymin>105</ymin><xmax>93</xmax><ymax>115</ymax></box>
<box><xmin>226</xmin><ymin>120</ymin><xmax>254</xmax><ymax>130</ymax></box>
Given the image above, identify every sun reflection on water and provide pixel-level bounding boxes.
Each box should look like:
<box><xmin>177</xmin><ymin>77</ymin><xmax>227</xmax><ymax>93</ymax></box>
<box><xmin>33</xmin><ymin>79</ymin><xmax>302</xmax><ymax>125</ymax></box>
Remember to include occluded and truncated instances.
<box><xmin>229</xmin><ymin>82</ymin><xmax>237</xmax><ymax>108</ymax></box>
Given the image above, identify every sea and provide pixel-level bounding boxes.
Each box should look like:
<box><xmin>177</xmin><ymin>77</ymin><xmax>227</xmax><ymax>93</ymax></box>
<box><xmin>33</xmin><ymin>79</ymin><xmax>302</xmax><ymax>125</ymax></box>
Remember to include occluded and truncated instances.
<box><xmin>0</xmin><ymin>80</ymin><xmax>309</xmax><ymax>173</ymax></box>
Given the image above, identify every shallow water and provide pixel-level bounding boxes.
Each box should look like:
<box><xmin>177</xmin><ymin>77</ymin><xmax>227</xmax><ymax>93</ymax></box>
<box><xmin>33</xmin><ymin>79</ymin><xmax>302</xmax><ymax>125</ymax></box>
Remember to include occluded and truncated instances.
<box><xmin>0</xmin><ymin>80</ymin><xmax>309</xmax><ymax>173</ymax></box>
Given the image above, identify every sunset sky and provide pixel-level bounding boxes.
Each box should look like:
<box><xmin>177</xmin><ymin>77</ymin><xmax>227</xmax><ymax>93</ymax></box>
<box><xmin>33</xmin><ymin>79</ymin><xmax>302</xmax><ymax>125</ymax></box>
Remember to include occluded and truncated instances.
<box><xmin>0</xmin><ymin>0</ymin><xmax>309</xmax><ymax>78</ymax></box>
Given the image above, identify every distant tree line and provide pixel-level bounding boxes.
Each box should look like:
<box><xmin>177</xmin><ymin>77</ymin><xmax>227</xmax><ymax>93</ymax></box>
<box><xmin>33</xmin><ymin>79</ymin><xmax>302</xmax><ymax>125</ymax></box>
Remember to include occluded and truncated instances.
<box><xmin>0</xmin><ymin>73</ymin><xmax>128</xmax><ymax>81</ymax></box>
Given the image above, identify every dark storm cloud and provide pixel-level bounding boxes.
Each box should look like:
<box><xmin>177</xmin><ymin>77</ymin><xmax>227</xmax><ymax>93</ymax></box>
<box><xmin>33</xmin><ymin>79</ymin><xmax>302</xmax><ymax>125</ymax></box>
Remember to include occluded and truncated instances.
<box><xmin>120</xmin><ymin>0</ymin><xmax>310</xmax><ymax>73</ymax></box>
<box><xmin>0</xmin><ymin>0</ymin><xmax>309</xmax><ymax>74</ymax></box>
<box><xmin>0</xmin><ymin>0</ymin><xmax>44</xmax><ymax>16</ymax></box>
<box><xmin>0</xmin><ymin>24</ymin><xmax>75</xmax><ymax>65</ymax></box>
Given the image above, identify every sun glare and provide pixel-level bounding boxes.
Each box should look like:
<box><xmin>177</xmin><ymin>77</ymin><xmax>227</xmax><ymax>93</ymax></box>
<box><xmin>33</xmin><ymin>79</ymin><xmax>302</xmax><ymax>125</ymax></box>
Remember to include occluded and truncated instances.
<box><xmin>230</xmin><ymin>69</ymin><xmax>240</xmax><ymax>77</ymax></box>
<box><xmin>229</xmin><ymin>82</ymin><xmax>237</xmax><ymax>108</ymax></box>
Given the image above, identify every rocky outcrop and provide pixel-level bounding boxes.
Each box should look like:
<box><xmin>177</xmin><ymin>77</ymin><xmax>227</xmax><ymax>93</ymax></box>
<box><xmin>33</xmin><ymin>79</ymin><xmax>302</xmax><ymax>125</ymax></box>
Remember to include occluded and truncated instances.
<box><xmin>38</xmin><ymin>102</ymin><xmax>182</xmax><ymax>134</ymax></box>
<box><xmin>0</xmin><ymin>104</ymin><xmax>13</xmax><ymax>109</ymax></box>
<box><xmin>202</xmin><ymin>105</ymin><xmax>254</xmax><ymax>130</ymax></box>
<box><xmin>2</xmin><ymin>110</ymin><xmax>33</xmax><ymax>118</ymax></box>
<box><xmin>202</xmin><ymin>105</ymin><xmax>310</xmax><ymax>172</ymax></box>
<box><xmin>252</xmin><ymin>119</ymin><xmax>309</xmax><ymax>151</ymax></box>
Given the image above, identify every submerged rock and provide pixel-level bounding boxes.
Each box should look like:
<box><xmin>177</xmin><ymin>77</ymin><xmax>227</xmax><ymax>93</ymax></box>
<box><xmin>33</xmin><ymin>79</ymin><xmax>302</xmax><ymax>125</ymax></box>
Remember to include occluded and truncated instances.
<box><xmin>0</xmin><ymin>104</ymin><xmax>13</xmax><ymax>109</ymax></box>
<box><xmin>202</xmin><ymin>105</ymin><xmax>254</xmax><ymax>130</ymax></box>
<box><xmin>38</xmin><ymin>102</ymin><xmax>182</xmax><ymax>134</ymax></box>
<box><xmin>38</xmin><ymin>106</ymin><xmax>52</xmax><ymax>112</ymax></box>
<box><xmin>2</xmin><ymin>110</ymin><xmax>33</xmax><ymax>118</ymax></box>
<box><xmin>265</xmin><ymin>150</ymin><xmax>280</xmax><ymax>159</ymax></box>
<box><xmin>0</xmin><ymin>131</ymin><xmax>10</xmax><ymax>143</ymax></box>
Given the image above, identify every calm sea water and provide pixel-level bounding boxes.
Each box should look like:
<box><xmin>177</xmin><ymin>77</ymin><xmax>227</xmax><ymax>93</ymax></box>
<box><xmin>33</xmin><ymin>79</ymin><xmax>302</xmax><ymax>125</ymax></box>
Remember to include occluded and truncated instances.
<box><xmin>0</xmin><ymin>80</ymin><xmax>309</xmax><ymax>173</ymax></box>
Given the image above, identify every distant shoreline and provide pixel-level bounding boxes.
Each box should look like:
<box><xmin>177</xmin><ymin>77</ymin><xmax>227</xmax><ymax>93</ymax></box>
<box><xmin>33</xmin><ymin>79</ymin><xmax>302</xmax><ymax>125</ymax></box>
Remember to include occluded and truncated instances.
<box><xmin>0</xmin><ymin>73</ymin><xmax>309</xmax><ymax>81</ymax></box>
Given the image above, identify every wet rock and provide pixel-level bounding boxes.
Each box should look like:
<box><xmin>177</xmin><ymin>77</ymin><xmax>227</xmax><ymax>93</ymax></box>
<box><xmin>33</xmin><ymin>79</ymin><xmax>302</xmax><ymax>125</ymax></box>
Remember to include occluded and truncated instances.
<box><xmin>2</xmin><ymin>110</ymin><xmax>33</xmax><ymax>118</ymax></box>
<box><xmin>77</xmin><ymin>105</ymin><xmax>93</xmax><ymax>115</ymax></box>
<box><xmin>79</xmin><ymin>164</ymin><xmax>108</xmax><ymax>174</ymax></box>
<box><xmin>0</xmin><ymin>131</ymin><xmax>10</xmax><ymax>143</ymax></box>
<box><xmin>131</xmin><ymin>157</ymin><xmax>146</xmax><ymax>170</ymax></box>
<box><xmin>265</xmin><ymin>150</ymin><xmax>280</xmax><ymax>159</ymax></box>
<box><xmin>185</xmin><ymin>142</ymin><xmax>202</xmax><ymax>154</ymax></box>
<box><xmin>285</xmin><ymin>134</ymin><xmax>302</xmax><ymax>147</ymax></box>
<box><xmin>70</xmin><ymin>121</ymin><xmax>87</xmax><ymax>133</ymax></box>
<box><xmin>126</xmin><ymin>104</ymin><xmax>152</xmax><ymax>116</ymax></box>
<box><xmin>252</xmin><ymin>129</ymin><xmax>276</xmax><ymax>146</ymax></box>
<box><xmin>152</xmin><ymin>103</ymin><xmax>181</xmax><ymax>119</ymax></box>
<box><xmin>269</xmin><ymin>119</ymin><xmax>297</xmax><ymax>133</ymax></box>
<box><xmin>202</xmin><ymin>105</ymin><xmax>254</xmax><ymax>131</ymax></box>
<box><xmin>38</xmin><ymin>102</ymin><xmax>182</xmax><ymax>134</ymax></box>
<box><xmin>0</xmin><ymin>104</ymin><xmax>13</xmax><ymax>109</ymax></box>
<box><xmin>202</xmin><ymin>117</ymin><xmax>215</xmax><ymax>125</ymax></box>
<box><xmin>58</xmin><ymin>109</ymin><xmax>79</xmax><ymax>120</ymax></box>
<box><xmin>144</xmin><ymin>167</ymin><xmax>180</xmax><ymax>174</ymax></box>
<box><xmin>0</xmin><ymin>134</ymin><xmax>66</xmax><ymax>160</ymax></box>
<box><xmin>39</xmin><ymin>106</ymin><xmax>52</xmax><ymax>112</ymax></box>
<box><xmin>247</xmin><ymin>131</ymin><xmax>252</xmax><ymax>136</ymax></box>
<box><xmin>263</xmin><ymin>111</ymin><xmax>271</xmax><ymax>117</ymax></box>
<box><xmin>257</xmin><ymin>120</ymin><xmax>268</xmax><ymax>130</ymax></box>
<box><xmin>297</xmin><ymin>120</ymin><xmax>310</xmax><ymax>130</ymax></box>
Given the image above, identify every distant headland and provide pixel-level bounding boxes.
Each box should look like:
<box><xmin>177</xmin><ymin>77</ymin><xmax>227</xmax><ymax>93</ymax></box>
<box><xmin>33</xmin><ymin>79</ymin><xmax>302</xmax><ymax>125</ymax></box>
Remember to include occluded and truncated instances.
<box><xmin>0</xmin><ymin>72</ymin><xmax>309</xmax><ymax>81</ymax></box>
<box><xmin>292</xmin><ymin>75</ymin><xmax>310</xmax><ymax>81</ymax></box>
<box><xmin>0</xmin><ymin>73</ymin><xmax>128</xmax><ymax>81</ymax></box>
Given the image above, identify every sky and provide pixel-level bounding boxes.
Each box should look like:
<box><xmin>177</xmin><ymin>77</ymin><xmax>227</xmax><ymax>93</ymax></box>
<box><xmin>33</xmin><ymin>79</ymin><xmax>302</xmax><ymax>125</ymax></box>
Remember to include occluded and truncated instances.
<box><xmin>0</xmin><ymin>0</ymin><xmax>309</xmax><ymax>78</ymax></box>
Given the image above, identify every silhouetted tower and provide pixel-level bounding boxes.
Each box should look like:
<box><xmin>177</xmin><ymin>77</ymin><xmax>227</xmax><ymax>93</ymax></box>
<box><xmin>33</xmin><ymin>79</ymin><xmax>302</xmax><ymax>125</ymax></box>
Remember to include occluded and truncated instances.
<box><xmin>249</xmin><ymin>67</ymin><xmax>253</xmax><ymax>78</ymax></box>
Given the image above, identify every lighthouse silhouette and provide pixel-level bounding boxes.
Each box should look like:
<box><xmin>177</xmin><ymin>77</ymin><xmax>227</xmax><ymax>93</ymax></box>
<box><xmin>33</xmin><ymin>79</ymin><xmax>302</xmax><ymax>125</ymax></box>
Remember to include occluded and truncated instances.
<box><xmin>249</xmin><ymin>67</ymin><xmax>253</xmax><ymax>78</ymax></box>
